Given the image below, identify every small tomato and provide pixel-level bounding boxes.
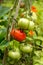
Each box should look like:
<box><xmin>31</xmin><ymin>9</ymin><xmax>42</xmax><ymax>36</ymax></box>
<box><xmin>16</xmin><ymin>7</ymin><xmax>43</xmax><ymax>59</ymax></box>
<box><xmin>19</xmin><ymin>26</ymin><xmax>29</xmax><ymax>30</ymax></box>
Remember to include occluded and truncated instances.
<box><xmin>31</xmin><ymin>12</ymin><xmax>37</xmax><ymax>21</ymax></box>
<box><xmin>29</xmin><ymin>30</ymin><xmax>34</xmax><ymax>36</ymax></box>
<box><xmin>10</xmin><ymin>29</ymin><xmax>26</xmax><ymax>42</ymax></box>
<box><xmin>8</xmin><ymin>51</ymin><xmax>21</xmax><ymax>59</ymax></box>
<box><xmin>20</xmin><ymin>44</ymin><xmax>32</xmax><ymax>53</ymax></box>
<box><xmin>18</xmin><ymin>18</ymin><xmax>29</xmax><ymax>29</ymax></box>
<box><xmin>29</xmin><ymin>21</ymin><xmax>35</xmax><ymax>30</ymax></box>
<box><xmin>31</xmin><ymin>6</ymin><xmax>37</xmax><ymax>12</ymax></box>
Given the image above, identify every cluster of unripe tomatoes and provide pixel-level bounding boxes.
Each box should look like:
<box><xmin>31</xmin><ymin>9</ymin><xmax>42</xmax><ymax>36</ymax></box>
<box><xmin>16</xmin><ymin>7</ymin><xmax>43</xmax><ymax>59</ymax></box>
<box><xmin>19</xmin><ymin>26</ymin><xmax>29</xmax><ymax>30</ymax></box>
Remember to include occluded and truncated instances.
<box><xmin>8</xmin><ymin>2</ymin><xmax>37</xmax><ymax>60</ymax></box>
<box><xmin>10</xmin><ymin>3</ymin><xmax>37</xmax><ymax>42</ymax></box>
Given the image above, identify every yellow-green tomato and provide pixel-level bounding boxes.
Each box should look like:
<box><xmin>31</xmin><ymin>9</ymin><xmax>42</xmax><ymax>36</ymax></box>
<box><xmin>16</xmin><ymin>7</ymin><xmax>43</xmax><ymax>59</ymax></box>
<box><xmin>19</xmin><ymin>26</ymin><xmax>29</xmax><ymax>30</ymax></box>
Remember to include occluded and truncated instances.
<box><xmin>18</xmin><ymin>18</ymin><xmax>29</xmax><ymax>29</ymax></box>
<box><xmin>29</xmin><ymin>21</ymin><xmax>35</xmax><ymax>30</ymax></box>
<box><xmin>21</xmin><ymin>44</ymin><xmax>32</xmax><ymax>53</ymax></box>
<box><xmin>31</xmin><ymin>12</ymin><xmax>37</xmax><ymax>21</ymax></box>
<box><xmin>8</xmin><ymin>51</ymin><xmax>21</xmax><ymax>60</ymax></box>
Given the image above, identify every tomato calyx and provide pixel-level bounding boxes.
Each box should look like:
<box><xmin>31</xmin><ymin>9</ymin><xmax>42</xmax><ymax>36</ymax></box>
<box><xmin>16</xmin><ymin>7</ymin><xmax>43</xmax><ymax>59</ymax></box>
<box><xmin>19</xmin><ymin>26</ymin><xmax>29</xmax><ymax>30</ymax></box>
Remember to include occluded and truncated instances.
<box><xmin>20</xmin><ymin>13</ymin><xmax>24</xmax><ymax>18</ymax></box>
<box><xmin>10</xmin><ymin>29</ymin><xmax>26</xmax><ymax>42</ymax></box>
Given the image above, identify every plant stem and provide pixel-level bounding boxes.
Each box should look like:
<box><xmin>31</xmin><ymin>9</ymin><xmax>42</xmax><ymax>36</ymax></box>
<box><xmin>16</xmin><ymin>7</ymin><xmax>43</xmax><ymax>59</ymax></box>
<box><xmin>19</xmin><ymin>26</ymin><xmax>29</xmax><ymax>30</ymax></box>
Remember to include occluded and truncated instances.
<box><xmin>2</xmin><ymin>1</ymin><xmax>18</xmax><ymax>64</ymax></box>
<box><xmin>6</xmin><ymin>0</ymin><xmax>18</xmax><ymax>41</ymax></box>
<box><xmin>11</xmin><ymin>0</ymin><xmax>22</xmax><ymax>29</ymax></box>
<box><xmin>28</xmin><ymin>0</ymin><xmax>32</xmax><ymax>13</ymax></box>
<box><xmin>2</xmin><ymin>48</ymin><xmax>8</xmax><ymax>65</ymax></box>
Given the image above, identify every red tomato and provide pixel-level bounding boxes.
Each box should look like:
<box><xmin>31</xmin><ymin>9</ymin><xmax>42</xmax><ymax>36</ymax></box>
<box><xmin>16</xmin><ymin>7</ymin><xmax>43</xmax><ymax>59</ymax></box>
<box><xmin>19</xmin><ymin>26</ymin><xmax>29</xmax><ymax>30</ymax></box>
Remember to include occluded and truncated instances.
<box><xmin>10</xmin><ymin>29</ymin><xmax>26</xmax><ymax>42</ymax></box>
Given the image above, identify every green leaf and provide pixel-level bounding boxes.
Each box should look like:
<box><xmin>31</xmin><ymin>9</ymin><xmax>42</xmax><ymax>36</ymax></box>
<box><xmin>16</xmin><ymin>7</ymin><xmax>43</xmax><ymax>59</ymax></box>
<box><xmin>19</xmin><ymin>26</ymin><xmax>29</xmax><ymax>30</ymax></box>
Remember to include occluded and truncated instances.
<box><xmin>0</xmin><ymin>6</ymin><xmax>10</xmax><ymax>18</ymax></box>
<box><xmin>0</xmin><ymin>63</ymin><xmax>3</xmax><ymax>65</ymax></box>
<box><xmin>26</xmin><ymin>37</ymin><xmax>33</xmax><ymax>41</ymax></box>
<box><xmin>9</xmin><ymin>40</ymin><xmax>20</xmax><ymax>48</ymax></box>
<box><xmin>35</xmin><ymin>40</ymin><xmax>42</xmax><ymax>46</ymax></box>
<box><xmin>0</xmin><ymin>25</ymin><xmax>7</xmax><ymax>42</ymax></box>
<box><xmin>0</xmin><ymin>40</ymin><xmax>9</xmax><ymax>51</ymax></box>
<box><xmin>33</xmin><ymin>36</ymin><xmax>43</xmax><ymax>41</ymax></box>
<box><xmin>0</xmin><ymin>40</ymin><xmax>8</xmax><ymax>46</ymax></box>
<box><xmin>34</xmin><ymin>51</ymin><xmax>41</xmax><ymax>57</ymax></box>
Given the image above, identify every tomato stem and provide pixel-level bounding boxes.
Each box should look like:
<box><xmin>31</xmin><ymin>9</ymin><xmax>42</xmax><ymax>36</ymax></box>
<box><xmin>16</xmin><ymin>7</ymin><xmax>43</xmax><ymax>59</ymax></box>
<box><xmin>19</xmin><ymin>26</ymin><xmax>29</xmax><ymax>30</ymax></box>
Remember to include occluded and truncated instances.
<box><xmin>2</xmin><ymin>48</ymin><xmax>8</xmax><ymax>65</ymax></box>
<box><xmin>11</xmin><ymin>0</ymin><xmax>22</xmax><ymax>29</ymax></box>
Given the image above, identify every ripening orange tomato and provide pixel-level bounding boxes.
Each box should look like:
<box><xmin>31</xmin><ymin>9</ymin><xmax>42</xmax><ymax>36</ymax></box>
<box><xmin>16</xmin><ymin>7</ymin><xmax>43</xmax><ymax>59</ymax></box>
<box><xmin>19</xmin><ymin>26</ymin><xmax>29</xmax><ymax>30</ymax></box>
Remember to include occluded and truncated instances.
<box><xmin>29</xmin><ymin>30</ymin><xmax>34</xmax><ymax>36</ymax></box>
<box><xmin>31</xmin><ymin>6</ymin><xmax>37</xmax><ymax>12</ymax></box>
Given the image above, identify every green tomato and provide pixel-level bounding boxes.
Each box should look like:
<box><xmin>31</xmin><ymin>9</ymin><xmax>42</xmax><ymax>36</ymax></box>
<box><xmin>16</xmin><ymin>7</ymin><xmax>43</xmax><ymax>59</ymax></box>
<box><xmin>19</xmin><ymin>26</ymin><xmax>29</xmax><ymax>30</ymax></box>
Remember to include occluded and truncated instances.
<box><xmin>31</xmin><ymin>12</ymin><xmax>37</xmax><ymax>21</ymax></box>
<box><xmin>22</xmin><ymin>63</ymin><xmax>25</xmax><ymax>65</ymax></box>
<box><xmin>21</xmin><ymin>44</ymin><xmax>32</xmax><ymax>53</ymax></box>
<box><xmin>0</xmin><ymin>40</ymin><xmax>8</xmax><ymax>51</ymax></box>
<box><xmin>29</xmin><ymin>21</ymin><xmax>35</xmax><ymax>30</ymax></box>
<box><xmin>8</xmin><ymin>51</ymin><xmax>21</xmax><ymax>60</ymax></box>
<box><xmin>18</xmin><ymin>18</ymin><xmax>29</xmax><ymax>29</ymax></box>
<box><xmin>34</xmin><ymin>63</ymin><xmax>39</xmax><ymax>65</ymax></box>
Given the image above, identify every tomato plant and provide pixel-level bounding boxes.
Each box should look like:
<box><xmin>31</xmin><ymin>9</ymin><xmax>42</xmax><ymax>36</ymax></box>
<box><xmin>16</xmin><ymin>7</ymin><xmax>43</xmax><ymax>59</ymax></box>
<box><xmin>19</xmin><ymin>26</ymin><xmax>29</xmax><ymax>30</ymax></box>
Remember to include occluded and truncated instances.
<box><xmin>0</xmin><ymin>0</ymin><xmax>43</xmax><ymax>65</ymax></box>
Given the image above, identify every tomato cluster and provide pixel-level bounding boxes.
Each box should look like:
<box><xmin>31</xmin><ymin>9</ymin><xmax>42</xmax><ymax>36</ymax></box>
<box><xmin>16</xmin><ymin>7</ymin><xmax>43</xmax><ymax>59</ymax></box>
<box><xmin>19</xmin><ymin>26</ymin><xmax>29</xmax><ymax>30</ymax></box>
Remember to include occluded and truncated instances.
<box><xmin>8</xmin><ymin>5</ymin><xmax>38</xmax><ymax>60</ymax></box>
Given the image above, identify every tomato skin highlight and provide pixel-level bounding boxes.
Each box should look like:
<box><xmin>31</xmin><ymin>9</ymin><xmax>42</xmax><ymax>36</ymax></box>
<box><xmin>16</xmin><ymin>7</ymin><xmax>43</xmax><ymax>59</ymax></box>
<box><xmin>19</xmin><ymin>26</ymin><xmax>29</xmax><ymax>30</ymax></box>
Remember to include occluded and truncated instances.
<box><xmin>10</xmin><ymin>29</ymin><xmax>26</xmax><ymax>42</ymax></box>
